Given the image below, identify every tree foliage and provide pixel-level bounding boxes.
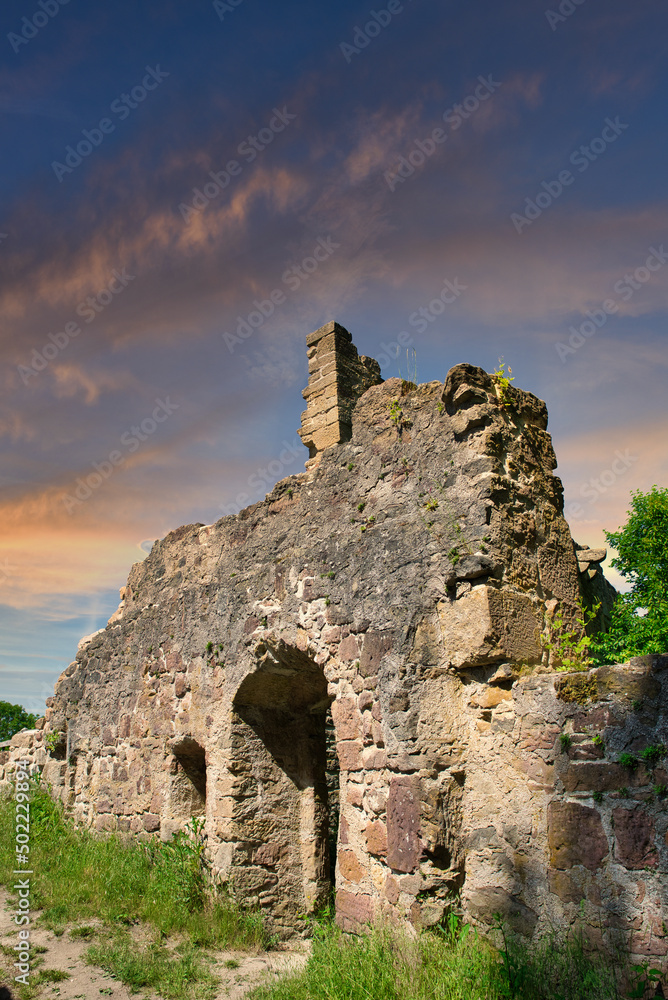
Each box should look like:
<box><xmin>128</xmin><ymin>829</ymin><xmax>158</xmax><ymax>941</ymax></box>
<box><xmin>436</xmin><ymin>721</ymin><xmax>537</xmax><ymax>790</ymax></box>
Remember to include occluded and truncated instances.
<box><xmin>591</xmin><ymin>486</ymin><xmax>668</xmax><ymax>665</ymax></box>
<box><xmin>0</xmin><ymin>701</ymin><xmax>37</xmax><ymax>741</ymax></box>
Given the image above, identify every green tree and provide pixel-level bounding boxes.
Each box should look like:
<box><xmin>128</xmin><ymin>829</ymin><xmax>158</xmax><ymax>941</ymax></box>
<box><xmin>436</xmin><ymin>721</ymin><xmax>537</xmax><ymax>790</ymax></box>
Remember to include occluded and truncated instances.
<box><xmin>0</xmin><ymin>701</ymin><xmax>37</xmax><ymax>741</ymax></box>
<box><xmin>591</xmin><ymin>486</ymin><xmax>668</xmax><ymax>665</ymax></box>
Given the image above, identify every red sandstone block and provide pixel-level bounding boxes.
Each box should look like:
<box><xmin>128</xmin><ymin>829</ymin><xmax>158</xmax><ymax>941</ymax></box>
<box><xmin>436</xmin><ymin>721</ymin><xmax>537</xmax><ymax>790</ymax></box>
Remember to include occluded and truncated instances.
<box><xmin>331</xmin><ymin>698</ymin><xmax>362</xmax><ymax>740</ymax></box>
<box><xmin>337</xmin><ymin>740</ymin><xmax>363</xmax><ymax>771</ymax></box>
<box><xmin>336</xmin><ymin>890</ymin><xmax>374</xmax><ymax>932</ymax></box>
<box><xmin>561</xmin><ymin>762</ymin><xmax>626</xmax><ymax>792</ymax></box>
<box><xmin>359</xmin><ymin>632</ymin><xmax>393</xmax><ymax>677</ymax></box>
<box><xmin>387</xmin><ymin>776</ymin><xmax>421</xmax><ymax>873</ymax></box>
<box><xmin>338</xmin><ymin>635</ymin><xmax>360</xmax><ymax>661</ymax></box>
<box><xmin>384</xmin><ymin>876</ymin><xmax>400</xmax><ymax>904</ymax></box>
<box><xmin>345</xmin><ymin>784</ymin><xmax>363</xmax><ymax>807</ymax></box>
<box><xmin>519</xmin><ymin>725</ymin><xmax>560</xmax><ymax>752</ymax></box>
<box><xmin>520</xmin><ymin>758</ymin><xmax>555</xmax><ymax>789</ymax></box>
<box><xmin>253</xmin><ymin>843</ymin><xmax>281</xmax><ymax>866</ymax></box>
<box><xmin>548</xmin><ymin>801</ymin><xmax>608</xmax><ymax>871</ymax></box>
<box><xmin>365</xmin><ymin>821</ymin><xmax>388</xmax><ymax>857</ymax></box>
<box><xmin>613</xmin><ymin>807</ymin><xmax>658</xmax><ymax>869</ymax></box>
<box><xmin>362</xmin><ymin>747</ymin><xmax>387</xmax><ymax>770</ymax></box>
<box><xmin>548</xmin><ymin>868</ymin><xmax>584</xmax><ymax>903</ymax></box>
<box><xmin>339</xmin><ymin>850</ymin><xmax>366</xmax><ymax>884</ymax></box>
<box><xmin>358</xmin><ymin>690</ymin><xmax>374</xmax><ymax>712</ymax></box>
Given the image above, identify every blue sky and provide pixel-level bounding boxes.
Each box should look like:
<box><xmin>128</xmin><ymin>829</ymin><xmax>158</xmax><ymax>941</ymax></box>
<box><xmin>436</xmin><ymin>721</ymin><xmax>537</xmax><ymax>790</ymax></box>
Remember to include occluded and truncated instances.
<box><xmin>1</xmin><ymin>0</ymin><xmax>667</xmax><ymax>713</ymax></box>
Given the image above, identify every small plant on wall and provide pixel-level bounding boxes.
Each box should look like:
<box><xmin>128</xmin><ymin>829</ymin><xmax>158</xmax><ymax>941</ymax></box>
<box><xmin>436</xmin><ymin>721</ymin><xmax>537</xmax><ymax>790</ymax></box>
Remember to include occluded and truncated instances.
<box><xmin>491</xmin><ymin>357</ymin><xmax>515</xmax><ymax>410</ymax></box>
<box><xmin>541</xmin><ymin>599</ymin><xmax>600</xmax><ymax>671</ymax></box>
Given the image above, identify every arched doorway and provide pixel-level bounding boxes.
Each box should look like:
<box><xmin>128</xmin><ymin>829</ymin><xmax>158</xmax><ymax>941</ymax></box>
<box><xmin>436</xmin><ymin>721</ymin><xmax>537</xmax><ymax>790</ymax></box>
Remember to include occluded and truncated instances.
<box><xmin>228</xmin><ymin>641</ymin><xmax>338</xmax><ymax>932</ymax></box>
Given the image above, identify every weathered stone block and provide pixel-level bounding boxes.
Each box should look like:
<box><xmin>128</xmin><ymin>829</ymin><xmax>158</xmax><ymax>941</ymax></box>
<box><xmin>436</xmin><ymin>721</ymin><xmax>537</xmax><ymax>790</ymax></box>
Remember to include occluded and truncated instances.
<box><xmin>331</xmin><ymin>698</ymin><xmax>362</xmax><ymax>740</ymax></box>
<box><xmin>336</xmin><ymin>890</ymin><xmax>374</xmax><ymax>932</ymax></box>
<box><xmin>359</xmin><ymin>632</ymin><xmax>393</xmax><ymax>677</ymax></box>
<box><xmin>561</xmin><ymin>762</ymin><xmax>627</xmax><ymax>792</ymax></box>
<box><xmin>337</xmin><ymin>740</ymin><xmax>363</xmax><ymax>771</ymax></box>
<box><xmin>548</xmin><ymin>801</ymin><xmax>608</xmax><ymax>871</ymax></box>
<box><xmin>467</xmin><ymin>887</ymin><xmax>538</xmax><ymax>937</ymax></box>
<box><xmin>339</xmin><ymin>850</ymin><xmax>366</xmax><ymax>884</ymax></box>
<box><xmin>143</xmin><ymin>813</ymin><xmax>161</xmax><ymax>832</ymax></box>
<box><xmin>365</xmin><ymin>820</ymin><xmax>388</xmax><ymax>857</ymax></box>
<box><xmin>613</xmin><ymin>807</ymin><xmax>658</xmax><ymax>869</ymax></box>
<box><xmin>438</xmin><ymin>587</ymin><xmax>542</xmax><ymax>670</ymax></box>
<box><xmin>548</xmin><ymin>867</ymin><xmax>585</xmax><ymax>903</ymax></box>
<box><xmin>387</xmin><ymin>776</ymin><xmax>421</xmax><ymax>873</ymax></box>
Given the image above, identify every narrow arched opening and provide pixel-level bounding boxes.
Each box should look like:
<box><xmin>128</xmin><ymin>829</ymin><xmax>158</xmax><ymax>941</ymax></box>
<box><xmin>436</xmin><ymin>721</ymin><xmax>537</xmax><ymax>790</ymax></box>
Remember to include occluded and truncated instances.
<box><xmin>169</xmin><ymin>736</ymin><xmax>206</xmax><ymax>819</ymax></box>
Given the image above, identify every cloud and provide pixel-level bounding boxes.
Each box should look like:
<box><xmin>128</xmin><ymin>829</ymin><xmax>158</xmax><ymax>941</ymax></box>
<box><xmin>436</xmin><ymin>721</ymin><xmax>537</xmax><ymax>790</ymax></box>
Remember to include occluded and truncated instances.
<box><xmin>51</xmin><ymin>364</ymin><xmax>142</xmax><ymax>404</ymax></box>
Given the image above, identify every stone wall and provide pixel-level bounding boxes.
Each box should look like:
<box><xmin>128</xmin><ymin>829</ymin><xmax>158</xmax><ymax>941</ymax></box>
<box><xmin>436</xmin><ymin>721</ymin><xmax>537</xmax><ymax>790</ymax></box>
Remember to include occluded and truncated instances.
<box><xmin>2</xmin><ymin>325</ymin><xmax>666</xmax><ymax>971</ymax></box>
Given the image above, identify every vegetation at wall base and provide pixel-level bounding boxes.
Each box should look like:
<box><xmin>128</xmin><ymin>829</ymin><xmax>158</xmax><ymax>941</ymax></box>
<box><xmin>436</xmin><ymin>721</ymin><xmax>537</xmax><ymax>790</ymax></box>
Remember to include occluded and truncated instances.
<box><xmin>250</xmin><ymin>912</ymin><xmax>621</xmax><ymax>1000</ymax></box>
<box><xmin>0</xmin><ymin>781</ymin><xmax>269</xmax><ymax>998</ymax></box>
<box><xmin>591</xmin><ymin>486</ymin><xmax>668</xmax><ymax>665</ymax></box>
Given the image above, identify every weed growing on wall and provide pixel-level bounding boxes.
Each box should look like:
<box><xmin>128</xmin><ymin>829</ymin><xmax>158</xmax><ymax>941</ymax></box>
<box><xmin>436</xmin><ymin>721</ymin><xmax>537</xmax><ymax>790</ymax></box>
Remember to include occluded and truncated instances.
<box><xmin>542</xmin><ymin>600</ymin><xmax>601</xmax><ymax>671</ymax></box>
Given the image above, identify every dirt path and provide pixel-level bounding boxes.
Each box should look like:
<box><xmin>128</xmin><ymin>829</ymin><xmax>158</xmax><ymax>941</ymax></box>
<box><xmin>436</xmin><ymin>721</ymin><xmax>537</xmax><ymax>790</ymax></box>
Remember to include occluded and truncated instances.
<box><xmin>0</xmin><ymin>890</ymin><xmax>307</xmax><ymax>1000</ymax></box>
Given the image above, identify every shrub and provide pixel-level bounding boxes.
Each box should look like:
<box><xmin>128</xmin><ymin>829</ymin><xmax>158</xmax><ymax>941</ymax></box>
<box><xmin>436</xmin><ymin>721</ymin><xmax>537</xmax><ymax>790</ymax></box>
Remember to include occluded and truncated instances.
<box><xmin>591</xmin><ymin>486</ymin><xmax>668</xmax><ymax>665</ymax></box>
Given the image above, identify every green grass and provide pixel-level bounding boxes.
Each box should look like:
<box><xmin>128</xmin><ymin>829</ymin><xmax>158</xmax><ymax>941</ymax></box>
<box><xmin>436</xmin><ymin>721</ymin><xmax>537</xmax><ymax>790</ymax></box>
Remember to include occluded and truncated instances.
<box><xmin>0</xmin><ymin>783</ymin><xmax>267</xmax><ymax>949</ymax></box>
<box><xmin>249</xmin><ymin>918</ymin><xmax>620</xmax><ymax>1000</ymax></box>
<box><xmin>86</xmin><ymin>931</ymin><xmax>219</xmax><ymax>1000</ymax></box>
<box><xmin>0</xmin><ymin>782</ymin><xmax>270</xmax><ymax>998</ymax></box>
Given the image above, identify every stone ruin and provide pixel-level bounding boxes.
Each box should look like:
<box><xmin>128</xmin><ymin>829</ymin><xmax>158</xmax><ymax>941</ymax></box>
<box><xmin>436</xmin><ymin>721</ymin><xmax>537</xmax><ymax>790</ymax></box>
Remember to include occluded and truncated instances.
<box><xmin>3</xmin><ymin>321</ymin><xmax>668</xmax><ymax>968</ymax></box>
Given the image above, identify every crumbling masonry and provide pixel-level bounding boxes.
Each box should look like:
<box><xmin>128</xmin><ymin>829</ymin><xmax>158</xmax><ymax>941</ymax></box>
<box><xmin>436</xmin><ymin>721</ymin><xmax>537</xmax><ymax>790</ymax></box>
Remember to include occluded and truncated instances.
<box><xmin>3</xmin><ymin>321</ymin><xmax>668</xmax><ymax>968</ymax></box>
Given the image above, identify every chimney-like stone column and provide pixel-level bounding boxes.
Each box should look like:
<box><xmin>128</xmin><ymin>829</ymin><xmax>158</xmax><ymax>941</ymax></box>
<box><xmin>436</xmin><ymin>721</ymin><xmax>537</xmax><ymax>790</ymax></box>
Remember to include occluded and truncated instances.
<box><xmin>298</xmin><ymin>321</ymin><xmax>383</xmax><ymax>469</ymax></box>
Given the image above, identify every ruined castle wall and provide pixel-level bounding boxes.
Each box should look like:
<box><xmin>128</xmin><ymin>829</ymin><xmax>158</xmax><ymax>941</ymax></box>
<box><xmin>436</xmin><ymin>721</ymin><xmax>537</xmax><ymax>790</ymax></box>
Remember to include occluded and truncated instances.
<box><xmin>2</xmin><ymin>346</ymin><xmax>665</xmax><ymax>966</ymax></box>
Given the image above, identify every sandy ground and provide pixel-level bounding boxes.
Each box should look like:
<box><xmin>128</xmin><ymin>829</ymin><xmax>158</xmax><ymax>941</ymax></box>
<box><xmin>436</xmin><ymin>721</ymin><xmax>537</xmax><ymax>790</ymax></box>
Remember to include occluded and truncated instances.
<box><xmin>0</xmin><ymin>889</ymin><xmax>307</xmax><ymax>1000</ymax></box>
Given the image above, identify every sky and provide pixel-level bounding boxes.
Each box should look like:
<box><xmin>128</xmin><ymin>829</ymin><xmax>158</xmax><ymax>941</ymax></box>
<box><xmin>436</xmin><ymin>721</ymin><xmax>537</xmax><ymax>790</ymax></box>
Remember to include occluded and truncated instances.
<box><xmin>1</xmin><ymin>0</ymin><xmax>666</xmax><ymax>715</ymax></box>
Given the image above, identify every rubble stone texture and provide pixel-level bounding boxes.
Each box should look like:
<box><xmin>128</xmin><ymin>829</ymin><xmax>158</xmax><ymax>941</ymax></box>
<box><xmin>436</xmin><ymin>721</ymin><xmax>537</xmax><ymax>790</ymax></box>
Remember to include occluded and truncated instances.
<box><xmin>2</xmin><ymin>324</ymin><xmax>667</xmax><ymax>969</ymax></box>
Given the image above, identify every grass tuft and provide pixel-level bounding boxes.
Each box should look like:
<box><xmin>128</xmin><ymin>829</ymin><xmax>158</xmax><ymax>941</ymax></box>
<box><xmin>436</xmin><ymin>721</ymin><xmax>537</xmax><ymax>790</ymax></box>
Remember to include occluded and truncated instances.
<box><xmin>249</xmin><ymin>915</ymin><xmax>619</xmax><ymax>1000</ymax></box>
<box><xmin>86</xmin><ymin>931</ymin><xmax>218</xmax><ymax>1000</ymax></box>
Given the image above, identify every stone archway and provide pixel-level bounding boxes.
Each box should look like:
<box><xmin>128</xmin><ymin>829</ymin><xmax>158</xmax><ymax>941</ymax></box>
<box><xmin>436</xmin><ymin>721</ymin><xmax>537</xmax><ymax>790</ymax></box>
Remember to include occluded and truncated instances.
<box><xmin>227</xmin><ymin>641</ymin><xmax>337</xmax><ymax>932</ymax></box>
